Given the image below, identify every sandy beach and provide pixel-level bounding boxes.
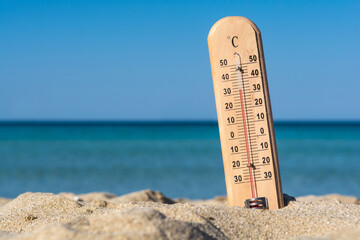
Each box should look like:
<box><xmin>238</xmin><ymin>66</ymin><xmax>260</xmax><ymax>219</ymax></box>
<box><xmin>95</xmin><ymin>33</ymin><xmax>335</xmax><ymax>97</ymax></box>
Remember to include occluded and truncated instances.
<box><xmin>0</xmin><ymin>190</ymin><xmax>359</xmax><ymax>239</ymax></box>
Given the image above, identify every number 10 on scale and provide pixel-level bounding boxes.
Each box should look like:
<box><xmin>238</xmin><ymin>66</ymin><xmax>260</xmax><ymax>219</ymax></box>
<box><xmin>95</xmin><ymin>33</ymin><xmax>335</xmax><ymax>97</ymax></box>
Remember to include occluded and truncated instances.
<box><xmin>208</xmin><ymin>17</ymin><xmax>284</xmax><ymax>209</ymax></box>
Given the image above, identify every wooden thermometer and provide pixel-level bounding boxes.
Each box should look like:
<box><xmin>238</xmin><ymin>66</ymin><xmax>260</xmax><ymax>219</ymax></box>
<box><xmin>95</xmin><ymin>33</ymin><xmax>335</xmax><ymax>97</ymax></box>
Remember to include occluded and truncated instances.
<box><xmin>208</xmin><ymin>16</ymin><xmax>284</xmax><ymax>210</ymax></box>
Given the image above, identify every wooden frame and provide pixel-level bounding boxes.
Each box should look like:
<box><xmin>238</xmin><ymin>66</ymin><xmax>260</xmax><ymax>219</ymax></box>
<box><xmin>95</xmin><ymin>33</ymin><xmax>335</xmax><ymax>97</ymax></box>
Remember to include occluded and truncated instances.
<box><xmin>208</xmin><ymin>16</ymin><xmax>284</xmax><ymax>209</ymax></box>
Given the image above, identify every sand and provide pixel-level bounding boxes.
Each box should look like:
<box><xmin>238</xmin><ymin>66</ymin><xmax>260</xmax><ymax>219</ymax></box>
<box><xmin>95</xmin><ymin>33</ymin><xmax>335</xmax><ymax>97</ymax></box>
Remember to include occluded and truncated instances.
<box><xmin>0</xmin><ymin>190</ymin><xmax>359</xmax><ymax>239</ymax></box>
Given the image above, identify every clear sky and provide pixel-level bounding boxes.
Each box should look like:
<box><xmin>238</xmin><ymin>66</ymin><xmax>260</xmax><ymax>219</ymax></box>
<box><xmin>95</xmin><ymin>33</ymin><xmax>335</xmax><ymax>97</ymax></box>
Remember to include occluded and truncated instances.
<box><xmin>1</xmin><ymin>0</ymin><xmax>359</xmax><ymax>121</ymax></box>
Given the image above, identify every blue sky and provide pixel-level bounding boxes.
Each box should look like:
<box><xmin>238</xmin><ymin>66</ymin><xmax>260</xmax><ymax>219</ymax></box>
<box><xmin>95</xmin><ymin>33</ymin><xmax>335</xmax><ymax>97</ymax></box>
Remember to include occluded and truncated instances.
<box><xmin>1</xmin><ymin>0</ymin><xmax>359</xmax><ymax>121</ymax></box>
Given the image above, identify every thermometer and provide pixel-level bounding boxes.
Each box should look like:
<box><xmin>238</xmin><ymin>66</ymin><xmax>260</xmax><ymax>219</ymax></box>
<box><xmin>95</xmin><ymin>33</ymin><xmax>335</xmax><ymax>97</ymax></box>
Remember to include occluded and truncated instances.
<box><xmin>208</xmin><ymin>16</ymin><xmax>284</xmax><ymax>210</ymax></box>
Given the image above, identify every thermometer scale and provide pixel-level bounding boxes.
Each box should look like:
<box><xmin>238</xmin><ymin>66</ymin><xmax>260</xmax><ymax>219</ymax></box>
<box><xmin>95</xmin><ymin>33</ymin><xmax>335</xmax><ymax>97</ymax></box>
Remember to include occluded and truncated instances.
<box><xmin>208</xmin><ymin>16</ymin><xmax>284</xmax><ymax>210</ymax></box>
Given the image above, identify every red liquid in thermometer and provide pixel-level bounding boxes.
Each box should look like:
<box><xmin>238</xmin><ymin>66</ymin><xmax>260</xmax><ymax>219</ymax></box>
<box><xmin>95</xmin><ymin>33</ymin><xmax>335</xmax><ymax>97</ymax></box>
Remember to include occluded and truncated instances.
<box><xmin>239</xmin><ymin>89</ymin><xmax>256</xmax><ymax>198</ymax></box>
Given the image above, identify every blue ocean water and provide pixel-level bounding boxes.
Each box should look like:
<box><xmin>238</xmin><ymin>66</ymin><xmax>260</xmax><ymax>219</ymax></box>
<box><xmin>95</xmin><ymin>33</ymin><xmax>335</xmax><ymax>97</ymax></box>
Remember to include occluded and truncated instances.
<box><xmin>0</xmin><ymin>122</ymin><xmax>359</xmax><ymax>199</ymax></box>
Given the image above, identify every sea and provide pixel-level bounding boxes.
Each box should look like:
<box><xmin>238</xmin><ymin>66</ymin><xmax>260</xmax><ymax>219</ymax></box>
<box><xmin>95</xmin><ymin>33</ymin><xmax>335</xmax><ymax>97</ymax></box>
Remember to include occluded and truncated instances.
<box><xmin>0</xmin><ymin>122</ymin><xmax>359</xmax><ymax>199</ymax></box>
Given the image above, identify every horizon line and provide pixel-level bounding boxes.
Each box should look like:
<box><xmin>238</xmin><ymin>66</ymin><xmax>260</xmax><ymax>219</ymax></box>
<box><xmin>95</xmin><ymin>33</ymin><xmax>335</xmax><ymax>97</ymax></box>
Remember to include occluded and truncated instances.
<box><xmin>0</xmin><ymin>120</ymin><xmax>360</xmax><ymax>126</ymax></box>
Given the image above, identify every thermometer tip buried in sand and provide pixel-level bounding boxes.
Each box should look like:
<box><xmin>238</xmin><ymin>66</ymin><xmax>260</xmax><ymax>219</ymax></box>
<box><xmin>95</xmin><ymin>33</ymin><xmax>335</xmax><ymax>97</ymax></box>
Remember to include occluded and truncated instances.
<box><xmin>208</xmin><ymin>16</ymin><xmax>284</xmax><ymax>210</ymax></box>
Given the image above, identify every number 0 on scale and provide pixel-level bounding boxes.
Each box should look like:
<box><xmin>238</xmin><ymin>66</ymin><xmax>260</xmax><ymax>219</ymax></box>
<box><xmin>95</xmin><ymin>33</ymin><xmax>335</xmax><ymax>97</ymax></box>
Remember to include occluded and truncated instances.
<box><xmin>208</xmin><ymin>16</ymin><xmax>284</xmax><ymax>209</ymax></box>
